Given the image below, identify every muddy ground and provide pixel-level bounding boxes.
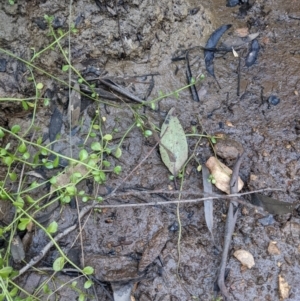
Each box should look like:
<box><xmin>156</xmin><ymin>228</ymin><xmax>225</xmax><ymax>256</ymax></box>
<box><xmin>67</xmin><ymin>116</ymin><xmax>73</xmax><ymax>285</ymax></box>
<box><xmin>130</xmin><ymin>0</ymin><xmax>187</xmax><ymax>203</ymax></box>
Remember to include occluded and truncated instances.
<box><xmin>0</xmin><ymin>0</ymin><xmax>300</xmax><ymax>300</ymax></box>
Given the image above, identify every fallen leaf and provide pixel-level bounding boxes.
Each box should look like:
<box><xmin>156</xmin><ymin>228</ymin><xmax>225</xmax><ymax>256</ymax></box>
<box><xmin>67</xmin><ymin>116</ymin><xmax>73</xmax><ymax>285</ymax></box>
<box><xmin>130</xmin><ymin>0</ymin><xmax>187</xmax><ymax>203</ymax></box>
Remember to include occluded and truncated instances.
<box><xmin>160</xmin><ymin>107</ymin><xmax>188</xmax><ymax>176</ymax></box>
<box><xmin>251</xmin><ymin>193</ymin><xmax>295</xmax><ymax>215</ymax></box>
<box><xmin>268</xmin><ymin>241</ymin><xmax>281</xmax><ymax>255</ymax></box>
<box><xmin>49</xmin><ymin>107</ymin><xmax>63</xmax><ymax>143</ymax></box>
<box><xmin>11</xmin><ymin>236</ymin><xmax>25</xmax><ymax>263</ymax></box>
<box><xmin>68</xmin><ymin>83</ymin><xmax>81</xmax><ymax>128</ymax></box>
<box><xmin>233</xmin><ymin>249</ymin><xmax>255</xmax><ymax>269</ymax></box>
<box><xmin>50</xmin><ymin>163</ymin><xmax>89</xmax><ymax>194</ymax></box>
<box><xmin>278</xmin><ymin>274</ymin><xmax>290</xmax><ymax>300</ymax></box>
<box><xmin>202</xmin><ymin>165</ymin><xmax>214</xmax><ymax>238</ymax></box>
<box><xmin>205</xmin><ymin>156</ymin><xmax>244</xmax><ymax>194</ymax></box>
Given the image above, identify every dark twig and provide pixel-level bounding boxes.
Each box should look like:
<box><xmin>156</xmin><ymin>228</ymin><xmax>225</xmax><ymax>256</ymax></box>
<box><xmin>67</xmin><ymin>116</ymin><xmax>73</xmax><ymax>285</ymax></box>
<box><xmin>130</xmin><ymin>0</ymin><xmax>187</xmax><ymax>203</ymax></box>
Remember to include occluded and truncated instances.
<box><xmin>99</xmin><ymin>78</ymin><xmax>146</xmax><ymax>104</ymax></box>
<box><xmin>217</xmin><ymin>151</ymin><xmax>246</xmax><ymax>300</ymax></box>
<box><xmin>186</xmin><ymin>51</ymin><xmax>200</xmax><ymax>102</ymax></box>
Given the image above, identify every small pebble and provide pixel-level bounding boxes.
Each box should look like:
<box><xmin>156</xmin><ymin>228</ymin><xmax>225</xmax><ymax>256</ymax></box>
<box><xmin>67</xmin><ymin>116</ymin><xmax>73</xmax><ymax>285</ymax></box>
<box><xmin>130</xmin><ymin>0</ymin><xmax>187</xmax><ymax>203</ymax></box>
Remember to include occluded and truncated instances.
<box><xmin>234</xmin><ymin>249</ymin><xmax>255</xmax><ymax>269</ymax></box>
<box><xmin>268</xmin><ymin>241</ymin><xmax>281</xmax><ymax>255</ymax></box>
<box><xmin>268</xmin><ymin>95</ymin><xmax>280</xmax><ymax>106</ymax></box>
<box><xmin>33</xmin><ymin>17</ymin><xmax>47</xmax><ymax>30</ymax></box>
<box><xmin>169</xmin><ymin>221</ymin><xmax>179</xmax><ymax>232</ymax></box>
<box><xmin>52</xmin><ymin>17</ymin><xmax>65</xmax><ymax>29</ymax></box>
<box><xmin>258</xmin><ymin>214</ymin><xmax>275</xmax><ymax>226</ymax></box>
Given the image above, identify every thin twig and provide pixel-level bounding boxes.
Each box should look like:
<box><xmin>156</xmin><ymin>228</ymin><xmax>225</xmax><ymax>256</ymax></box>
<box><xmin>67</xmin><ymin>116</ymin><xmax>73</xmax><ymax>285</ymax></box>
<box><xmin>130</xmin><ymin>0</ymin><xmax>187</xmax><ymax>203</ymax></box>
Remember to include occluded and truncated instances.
<box><xmin>14</xmin><ymin>186</ymin><xmax>282</xmax><ymax>279</ymax></box>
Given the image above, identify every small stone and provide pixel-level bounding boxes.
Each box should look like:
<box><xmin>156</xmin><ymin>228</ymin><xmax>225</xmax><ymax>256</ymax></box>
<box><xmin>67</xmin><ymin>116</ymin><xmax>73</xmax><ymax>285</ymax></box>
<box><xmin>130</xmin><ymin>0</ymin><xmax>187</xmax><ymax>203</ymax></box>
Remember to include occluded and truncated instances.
<box><xmin>250</xmin><ymin>174</ymin><xmax>258</xmax><ymax>181</ymax></box>
<box><xmin>268</xmin><ymin>95</ymin><xmax>280</xmax><ymax>106</ymax></box>
<box><xmin>278</xmin><ymin>275</ymin><xmax>290</xmax><ymax>300</ymax></box>
<box><xmin>214</xmin><ymin>137</ymin><xmax>244</xmax><ymax>160</ymax></box>
<box><xmin>241</xmin><ymin>206</ymin><xmax>249</xmax><ymax>216</ymax></box>
<box><xmin>233</xmin><ymin>249</ymin><xmax>255</xmax><ymax>269</ymax></box>
<box><xmin>268</xmin><ymin>241</ymin><xmax>281</xmax><ymax>255</ymax></box>
<box><xmin>258</xmin><ymin>214</ymin><xmax>275</xmax><ymax>226</ymax></box>
<box><xmin>262</xmin><ymin>150</ymin><xmax>269</xmax><ymax>157</ymax></box>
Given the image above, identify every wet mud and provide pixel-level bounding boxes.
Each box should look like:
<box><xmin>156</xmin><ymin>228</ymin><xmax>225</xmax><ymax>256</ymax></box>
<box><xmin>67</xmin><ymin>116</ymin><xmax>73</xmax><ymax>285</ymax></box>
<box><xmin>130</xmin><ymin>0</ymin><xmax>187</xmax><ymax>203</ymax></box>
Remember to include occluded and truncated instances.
<box><xmin>1</xmin><ymin>0</ymin><xmax>300</xmax><ymax>300</ymax></box>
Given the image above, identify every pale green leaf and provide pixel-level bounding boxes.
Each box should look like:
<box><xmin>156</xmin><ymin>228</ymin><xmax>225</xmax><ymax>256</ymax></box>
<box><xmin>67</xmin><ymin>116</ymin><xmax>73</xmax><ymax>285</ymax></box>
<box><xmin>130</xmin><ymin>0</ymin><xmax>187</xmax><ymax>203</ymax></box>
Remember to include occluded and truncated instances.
<box><xmin>159</xmin><ymin>107</ymin><xmax>188</xmax><ymax>176</ymax></box>
<box><xmin>103</xmin><ymin>134</ymin><xmax>112</xmax><ymax>141</ymax></box>
<box><xmin>84</xmin><ymin>280</ymin><xmax>93</xmax><ymax>289</ymax></box>
<box><xmin>53</xmin><ymin>257</ymin><xmax>65</xmax><ymax>271</ymax></box>
<box><xmin>79</xmin><ymin>149</ymin><xmax>88</xmax><ymax>161</ymax></box>
<box><xmin>112</xmin><ymin>147</ymin><xmax>122</xmax><ymax>158</ymax></box>
<box><xmin>83</xmin><ymin>266</ymin><xmax>94</xmax><ymax>275</ymax></box>
<box><xmin>47</xmin><ymin>221</ymin><xmax>58</xmax><ymax>234</ymax></box>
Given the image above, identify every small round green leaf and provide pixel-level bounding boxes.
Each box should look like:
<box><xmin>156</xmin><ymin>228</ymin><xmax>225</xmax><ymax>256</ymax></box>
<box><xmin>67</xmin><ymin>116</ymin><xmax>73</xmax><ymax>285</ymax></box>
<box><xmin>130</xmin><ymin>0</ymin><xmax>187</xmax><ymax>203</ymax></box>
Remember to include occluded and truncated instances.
<box><xmin>103</xmin><ymin>160</ymin><xmax>110</xmax><ymax>167</ymax></box>
<box><xmin>79</xmin><ymin>149</ymin><xmax>89</xmax><ymax>161</ymax></box>
<box><xmin>103</xmin><ymin>134</ymin><xmax>112</xmax><ymax>141</ymax></box>
<box><xmin>18</xmin><ymin>143</ymin><xmax>27</xmax><ymax>153</ymax></box>
<box><xmin>11</xmin><ymin>125</ymin><xmax>21</xmax><ymax>134</ymax></box>
<box><xmin>84</xmin><ymin>280</ymin><xmax>93</xmax><ymax>289</ymax></box>
<box><xmin>0</xmin><ymin>129</ymin><xmax>4</xmax><ymax>138</ymax></box>
<box><xmin>44</xmin><ymin>162</ymin><xmax>53</xmax><ymax>169</ymax></box>
<box><xmin>22</xmin><ymin>101</ymin><xmax>29</xmax><ymax>110</ymax></box>
<box><xmin>47</xmin><ymin>221</ymin><xmax>58</xmax><ymax>234</ymax></box>
<box><xmin>9</xmin><ymin>172</ymin><xmax>17</xmax><ymax>181</ymax></box>
<box><xmin>50</xmin><ymin>176</ymin><xmax>57</xmax><ymax>184</ymax></box>
<box><xmin>18</xmin><ymin>218</ymin><xmax>30</xmax><ymax>231</ymax></box>
<box><xmin>0</xmin><ymin>266</ymin><xmax>13</xmax><ymax>278</ymax></box>
<box><xmin>3</xmin><ymin>156</ymin><xmax>13</xmax><ymax>166</ymax></box>
<box><xmin>83</xmin><ymin>266</ymin><xmax>94</xmax><ymax>275</ymax></box>
<box><xmin>112</xmin><ymin>147</ymin><xmax>122</xmax><ymax>159</ymax></box>
<box><xmin>91</xmin><ymin>142</ymin><xmax>102</xmax><ymax>151</ymax></box>
<box><xmin>62</xmin><ymin>65</ymin><xmax>70</xmax><ymax>72</ymax></box>
<box><xmin>113</xmin><ymin>166</ymin><xmax>122</xmax><ymax>175</ymax></box>
<box><xmin>36</xmin><ymin>83</ymin><xmax>44</xmax><ymax>90</ymax></box>
<box><xmin>23</xmin><ymin>152</ymin><xmax>30</xmax><ymax>160</ymax></box>
<box><xmin>53</xmin><ymin>257</ymin><xmax>65</xmax><ymax>271</ymax></box>
<box><xmin>79</xmin><ymin>293</ymin><xmax>85</xmax><ymax>301</ymax></box>
<box><xmin>41</xmin><ymin>149</ymin><xmax>48</xmax><ymax>156</ymax></box>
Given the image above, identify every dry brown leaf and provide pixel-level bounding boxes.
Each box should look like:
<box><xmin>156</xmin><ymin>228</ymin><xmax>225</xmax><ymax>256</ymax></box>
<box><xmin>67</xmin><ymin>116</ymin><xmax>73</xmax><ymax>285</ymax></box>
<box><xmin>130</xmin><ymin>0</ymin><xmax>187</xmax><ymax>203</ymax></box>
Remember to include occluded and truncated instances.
<box><xmin>205</xmin><ymin>156</ymin><xmax>244</xmax><ymax>194</ymax></box>
<box><xmin>235</xmin><ymin>27</ymin><xmax>249</xmax><ymax>37</ymax></box>
<box><xmin>278</xmin><ymin>274</ymin><xmax>290</xmax><ymax>300</ymax></box>
<box><xmin>50</xmin><ymin>163</ymin><xmax>89</xmax><ymax>194</ymax></box>
<box><xmin>233</xmin><ymin>249</ymin><xmax>255</xmax><ymax>269</ymax></box>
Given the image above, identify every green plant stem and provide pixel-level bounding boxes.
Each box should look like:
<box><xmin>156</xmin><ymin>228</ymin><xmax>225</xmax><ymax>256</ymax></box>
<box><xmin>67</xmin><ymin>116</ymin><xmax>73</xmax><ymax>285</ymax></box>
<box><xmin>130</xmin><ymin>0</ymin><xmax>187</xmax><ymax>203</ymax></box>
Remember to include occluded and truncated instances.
<box><xmin>0</xmin><ymin>127</ymin><xmax>102</xmax><ymax>172</ymax></box>
<box><xmin>30</xmin><ymin>30</ymin><xmax>69</xmax><ymax>62</ymax></box>
<box><xmin>8</xmin><ymin>279</ymin><xmax>41</xmax><ymax>301</ymax></box>
<box><xmin>116</xmin><ymin>121</ymin><xmax>136</xmax><ymax>150</ymax></box>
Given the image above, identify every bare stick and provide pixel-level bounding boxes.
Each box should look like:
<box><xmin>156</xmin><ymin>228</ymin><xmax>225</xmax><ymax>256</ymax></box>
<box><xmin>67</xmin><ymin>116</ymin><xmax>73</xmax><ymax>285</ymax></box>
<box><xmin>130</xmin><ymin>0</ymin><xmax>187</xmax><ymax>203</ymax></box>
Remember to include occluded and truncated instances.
<box><xmin>15</xmin><ymin>185</ymin><xmax>281</xmax><ymax>279</ymax></box>
<box><xmin>217</xmin><ymin>152</ymin><xmax>246</xmax><ymax>300</ymax></box>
